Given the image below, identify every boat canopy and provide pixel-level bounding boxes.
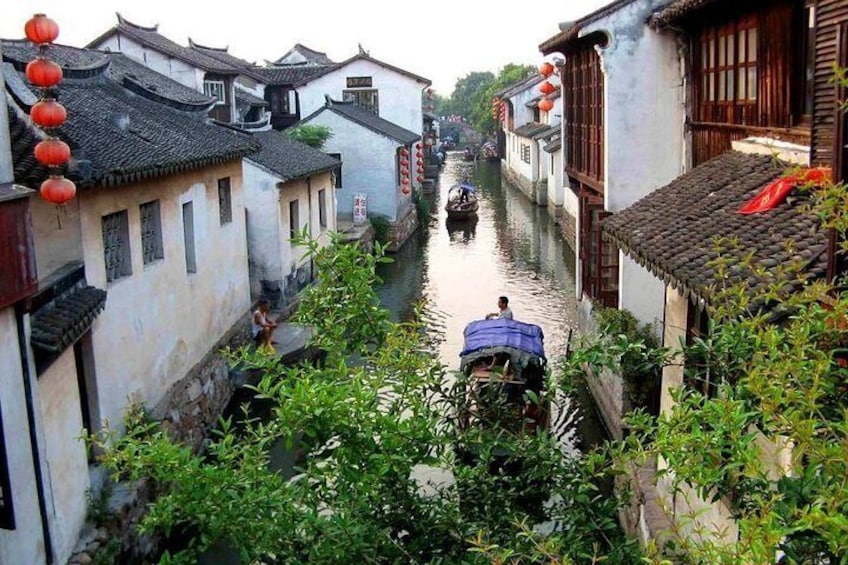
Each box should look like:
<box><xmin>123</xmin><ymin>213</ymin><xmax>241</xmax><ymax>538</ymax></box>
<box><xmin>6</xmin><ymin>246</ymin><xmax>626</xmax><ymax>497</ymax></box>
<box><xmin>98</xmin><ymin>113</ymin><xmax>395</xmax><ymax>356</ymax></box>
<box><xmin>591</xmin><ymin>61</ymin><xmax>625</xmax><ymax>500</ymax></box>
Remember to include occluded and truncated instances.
<box><xmin>449</xmin><ymin>182</ymin><xmax>476</xmax><ymax>194</ymax></box>
<box><xmin>460</xmin><ymin>318</ymin><xmax>545</xmax><ymax>361</ymax></box>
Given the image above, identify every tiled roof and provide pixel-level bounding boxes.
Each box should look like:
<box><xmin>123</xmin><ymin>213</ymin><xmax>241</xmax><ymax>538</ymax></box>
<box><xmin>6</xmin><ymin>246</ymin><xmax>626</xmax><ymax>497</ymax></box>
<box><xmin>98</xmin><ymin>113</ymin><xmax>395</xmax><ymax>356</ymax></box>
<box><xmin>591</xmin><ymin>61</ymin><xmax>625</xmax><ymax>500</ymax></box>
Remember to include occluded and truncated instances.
<box><xmin>495</xmin><ymin>74</ymin><xmax>544</xmax><ymax>99</ymax></box>
<box><xmin>513</xmin><ymin>122</ymin><xmax>551</xmax><ymax>138</ymax></box>
<box><xmin>602</xmin><ymin>151</ymin><xmax>829</xmax><ymax>302</ymax></box>
<box><xmin>248</xmin><ymin>131</ymin><xmax>340</xmax><ymax>182</ymax></box>
<box><xmin>293</xmin><ymin>53</ymin><xmax>430</xmax><ymax>87</ymax></box>
<box><xmin>235</xmin><ymin>90</ymin><xmax>268</xmax><ymax>107</ymax></box>
<box><xmin>30</xmin><ymin>286</ymin><xmax>107</xmax><ymax>353</ymax></box>
<box><xmin>187</xmin><ymin>39</ymin><xmax>267</xmax><ymax>82</ymax></box>
<box><xmin>532</xmin><ymin>124</ymin><xmax>560</xmax><ymax>140</ymax></box>
<box><xmin>252</xmin><ymin>64</ymin><xmax>329</xmax><ymax>86</ymax></box>
<box><xmin>87</xmin><ymin>14</ymin><xmax>238</xmax><ymax>75</ymax></box>
<box><xmin>3</xmin><ymin>41</ymin><xmax>216</xmax><ymax>108</ymax></box>
<box><xmin>275</xmin><ymin>44</ymin><xmax>335</xmax><ymax>66</ymax></box>
<box><xmin>5</xmin><ymin>45</ymin><xmax>258</xmax><ymax>190</ymax></box>
<box><xmin>543</xmin><ymin>138</ymin><xmax>561</xmax><ymax>153</ymax></box>
<box><xmin>649</xmin><ymin>0</ymin><xmax>721</xmax><ymax>29</ymax></box>
<box><xmin>539</xmin><ymin>0</ymin><xmax>639</xmax><ymax>53</ymax></box>
<box><xmin>301</xmin><ymin>100</ymin><xmax>420</xmax><ymax>145</ymax></box>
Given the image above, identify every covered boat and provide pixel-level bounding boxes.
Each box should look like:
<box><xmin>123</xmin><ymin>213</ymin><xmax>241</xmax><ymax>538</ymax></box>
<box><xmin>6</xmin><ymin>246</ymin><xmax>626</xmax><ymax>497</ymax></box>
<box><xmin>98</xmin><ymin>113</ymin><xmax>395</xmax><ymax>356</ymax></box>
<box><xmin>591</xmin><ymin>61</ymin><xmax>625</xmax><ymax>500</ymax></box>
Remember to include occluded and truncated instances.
<box><xmin>445</xmin><ymin>183</ymin><xmax>479</xmax><ymax>220</ymax></box>
<box><xmin>455</xmin><ymin>318</ymin><xmax>548</xmax><ymax>434</ymax></box>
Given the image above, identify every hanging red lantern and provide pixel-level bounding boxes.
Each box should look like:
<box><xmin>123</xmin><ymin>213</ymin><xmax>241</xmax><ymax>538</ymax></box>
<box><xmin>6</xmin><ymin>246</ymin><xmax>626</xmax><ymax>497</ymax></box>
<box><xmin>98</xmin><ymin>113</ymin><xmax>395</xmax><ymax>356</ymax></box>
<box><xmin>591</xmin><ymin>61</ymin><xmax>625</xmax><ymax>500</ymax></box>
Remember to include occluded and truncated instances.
<box><xmin>538</xmin><ymin>98</ymin><xmax>554</xmax><ymax>112</ymax></box>
<box><xmin>539</xmin><ymin>81</ymin><xmax>556</xmax><ymax>95</ymax></box>
<box><xmin>401</xmin><ymin>177</ymin><xmax>410</xmax><ymax>184</ymax></box>
<box><xmin>416</xmin><ymin>150</ymin><xmax>423</xmax><ymax>158</ymax></box>
<box><xmin>25</xmin><ymin>14</ymin><xmax>59</xmax><ymax>45</ymax></box>
<box><xmin>401</xmin><ymin>167</ymin><xmax>409</xmax><ymax>176</ymax></box>
<box><xmin>417</xmin><ymin>165</ymin><xmax>424</xmax><ymax>173</ymax></box>
<box><xmin>415</xmin><ymin>142</ymin><xmax>422</xmax><ymax>150</ymax></box>
<box><xmin>34</xmin><ymin>138</ymin><xmax>70</xmax><ymax>166</ymax></box>
<box><xmin>400</xmin><ymin>148</ymin><xmax>409</xmax><ymax>156</ymax></box>
<box><xmin>26</xmin><ymin>58</ymin><xmax>63</xmax><ymax>88</ymax></box>
<box><xmin>539</xmin><ymin>62</ymin><xmax>554</xmax><ymax>78</ymax></box>
<box><xmin>401</xmin><ymin>158</ymin><xmax>409</xmax><ymax>167</ymax></box>
<box><xmin>30</xmin><ymin>99</ymin><xmax>67</xmax><ymax>128</ymax></box>
<box><xmin>402</xmin><ymin>185</ymin><xmax>410</xmax><ymax>195</ymax></box>
<box><xmin>40</xmin><ymin>175</ymin><xmax>76</xmax><ymax>204</ymax></box>
<box><xmin>416</xmin><ymin>175</ymin><xmax>424</xmax><ymax>182</ymax></box>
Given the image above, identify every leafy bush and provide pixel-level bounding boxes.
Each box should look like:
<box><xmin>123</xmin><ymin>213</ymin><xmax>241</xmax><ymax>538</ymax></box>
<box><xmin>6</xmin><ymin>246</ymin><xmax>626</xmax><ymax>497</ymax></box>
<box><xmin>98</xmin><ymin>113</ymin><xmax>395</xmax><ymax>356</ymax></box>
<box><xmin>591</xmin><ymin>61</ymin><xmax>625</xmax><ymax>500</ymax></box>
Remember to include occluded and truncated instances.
<box><xmin>285</xmin><ymin>124</ymin><xmax>333</xmax><ymax>149</ymax></box>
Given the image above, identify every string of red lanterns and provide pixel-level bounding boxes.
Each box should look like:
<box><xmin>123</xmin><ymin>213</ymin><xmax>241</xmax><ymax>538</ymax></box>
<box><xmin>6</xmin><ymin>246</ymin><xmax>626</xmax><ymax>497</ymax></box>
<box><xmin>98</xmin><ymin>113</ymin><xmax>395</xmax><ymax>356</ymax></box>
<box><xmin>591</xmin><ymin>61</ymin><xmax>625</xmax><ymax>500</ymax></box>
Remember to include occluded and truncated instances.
<box><xmin>537</xmin><ymin>60</ymin><xmax>557</xmax><ymax>114</ymax></box>
<box><xmin>415</xmin><ymin>142</ymin><xmax>424</xmax><ymax>183</ymax></box>
<box><xmin>24</xmin><ymin>13</ymin><xmax>76</xmax><ymax>217</ymax></box>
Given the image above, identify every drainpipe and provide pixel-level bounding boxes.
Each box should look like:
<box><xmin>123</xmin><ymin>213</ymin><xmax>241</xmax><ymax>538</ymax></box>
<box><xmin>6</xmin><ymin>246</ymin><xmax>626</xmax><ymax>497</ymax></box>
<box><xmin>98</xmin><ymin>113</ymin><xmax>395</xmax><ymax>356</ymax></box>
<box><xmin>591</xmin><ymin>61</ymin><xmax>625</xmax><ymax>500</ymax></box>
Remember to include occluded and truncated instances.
<box><xmin>0</xmin><ymin>40</ymin><xmax>55</xmax><ymax>564</ymax></box>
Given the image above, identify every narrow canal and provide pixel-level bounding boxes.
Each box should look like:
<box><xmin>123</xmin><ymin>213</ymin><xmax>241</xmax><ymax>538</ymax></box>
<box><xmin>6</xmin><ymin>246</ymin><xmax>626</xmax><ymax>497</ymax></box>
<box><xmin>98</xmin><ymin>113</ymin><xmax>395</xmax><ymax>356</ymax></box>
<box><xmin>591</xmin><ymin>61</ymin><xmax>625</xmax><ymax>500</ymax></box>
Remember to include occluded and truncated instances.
<box><xmin>376</xmin><ymin>152</ymin><xmax>607</xmax><ymax>449</ymax></box>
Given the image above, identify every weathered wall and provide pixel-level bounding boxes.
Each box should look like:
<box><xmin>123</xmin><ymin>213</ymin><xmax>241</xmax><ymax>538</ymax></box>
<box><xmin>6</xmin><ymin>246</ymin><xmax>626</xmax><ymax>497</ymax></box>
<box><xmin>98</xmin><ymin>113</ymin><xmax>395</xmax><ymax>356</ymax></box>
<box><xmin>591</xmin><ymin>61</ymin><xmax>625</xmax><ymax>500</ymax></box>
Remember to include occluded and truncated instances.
<box><xmin>92</xmin><ymin>34</ymin><xmax>205</xmax><ymax>92</ymax></box>
<box><xmin>0</xmin><ymin>309</ymin><xmax>45</xmax><ymax>565</ymax></box>
<box><xmin>30</xmin><ymin>196</ymin><xmax>83</xmax><ymax>278</ymax></box>
<box><xmin>298</xmin><ymin>58</ymin><xmax>425</xmax><ymax>135</ymax></box>
<box><xmin>74</xmin><ymin>160</ymin><xmax>250</xmax><ymax>431</ymax></box>
<box><xmin>303</xmin><ymin>110</ymin><xmax>405</xmax><ymax>221</ymax></box>
<box><xmin>243</xmin><ymin>161</ymin><xmax>284</xmax><ymax>299</ymax></box>
<box><xmin>37</xmin><ymin>348</ymin><xmax>89</xmax><ymax>562</ymax></box>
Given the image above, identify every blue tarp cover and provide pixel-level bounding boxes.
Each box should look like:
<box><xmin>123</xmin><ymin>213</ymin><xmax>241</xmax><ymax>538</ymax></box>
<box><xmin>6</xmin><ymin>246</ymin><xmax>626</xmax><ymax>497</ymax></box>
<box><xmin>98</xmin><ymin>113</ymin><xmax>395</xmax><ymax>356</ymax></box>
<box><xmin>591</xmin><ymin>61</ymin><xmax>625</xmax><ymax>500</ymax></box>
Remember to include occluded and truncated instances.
<box><xmin>460</xmin><ymin>319</ymin><xmax>545</xmax><ymax>359</ymax></box>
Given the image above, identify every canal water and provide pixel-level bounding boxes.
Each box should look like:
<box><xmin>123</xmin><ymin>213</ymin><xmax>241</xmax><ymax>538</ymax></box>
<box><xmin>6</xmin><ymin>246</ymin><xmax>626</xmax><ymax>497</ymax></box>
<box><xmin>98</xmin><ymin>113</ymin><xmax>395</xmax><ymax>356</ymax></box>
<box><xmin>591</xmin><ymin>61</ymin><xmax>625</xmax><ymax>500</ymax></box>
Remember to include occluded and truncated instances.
<box><xmin>376</xmin><ymin>152</ymin><xmax>607</xmax><ymax>449</ymax></box>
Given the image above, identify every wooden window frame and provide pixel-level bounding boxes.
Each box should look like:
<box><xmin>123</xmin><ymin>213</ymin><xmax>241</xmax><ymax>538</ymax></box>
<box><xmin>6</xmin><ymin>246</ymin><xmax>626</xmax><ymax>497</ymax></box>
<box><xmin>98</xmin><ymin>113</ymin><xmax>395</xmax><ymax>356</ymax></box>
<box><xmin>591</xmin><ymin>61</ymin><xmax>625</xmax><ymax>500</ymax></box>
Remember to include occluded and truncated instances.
<box><xmin>102</xmin><ymin>210</ymin><xmax>132</xmax><ymax>282</ymax></box>
<box><xmin>289</xmin><ymin>199</ymin><xmax>299</xmax><ymax>240</ymax></box>
<box><xmin>697</xmin><ymin>16</ymin><xmax>758</xmax><ymax>114</ymax></box>
<box><xmin>218</xmin><ymin>177</ymin><xmax>233</xmax><ymax>226</ymax></box>
<box><xmin>343</xmin><ymin>89</ymin><xmax>379</xmax><ymax>115</ymax></box>
<box><xmin>318</xmin><ymin>189</ymin><xmax>327</xmax><ymax>229</ymax></box>
<box><xmin>203</xmin><ymin>79</ymin><xmax>226</xmax><ymax>105</ymax></box>
<box><xmin>139</xmin><ymin>200</ymin><xmax>164</xmax><ymax>265</ymax></box>
<box><xmin>579</xmin><ymin>189</ymin><xmax>618</xmax><ymax>308</ymax></box>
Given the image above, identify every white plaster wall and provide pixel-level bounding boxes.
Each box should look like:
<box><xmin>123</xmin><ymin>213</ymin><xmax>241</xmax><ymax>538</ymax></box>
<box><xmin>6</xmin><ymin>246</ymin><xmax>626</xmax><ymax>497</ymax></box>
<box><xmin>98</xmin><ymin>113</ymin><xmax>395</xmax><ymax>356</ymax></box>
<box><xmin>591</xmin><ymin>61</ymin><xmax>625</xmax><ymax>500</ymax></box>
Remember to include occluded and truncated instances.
<box><xmin>546</xmin><ymin>148</ymin><xmax>563</xmax><ymax>207</ymax></box>
<box><xmin>301</xmin><ymin>111</ymin><xmax>403</xmax><ymax>221</ymax></box>
<box><xmin>243</xmin><ymin>161</ymin><xmax>284</xmax><ymax>297</ymax></box>
<box><xmin>31</xmin><ymin>195</ymin><xmax>83</xmax><ymax>277</ymax></box>
<box><xmin>0</xmin><ymin>309</ymin><xmax>45</xmax><ymax>565</ymax></box>
<box><xmin>508</xmin><ymin>135</ymin><xmax>534</xmax><ymax>181</ymax></box>
<box><xmin>37</xmin><ymin>349</ymin><xmax>89</xmax><ymax>563</ymax></box>
<box><xmin>576</xmin><ymin>0</ymin><xmax>684</xmax><ymax>326</ymax></box>
<box><xmin>93</xmin><ymin>35</ymin><xmax>204</xmax><ymax>91</ymax></box>
<box><xmin>619</xmin><ymin>255</ymin><xmax>665</xmax><ymax>331</ymax></box>
<box><xmin>660</xmin><ymin>285</ymin><xmax>686</xmax><ymax>416</ymax></box>
<box><xmin>75</xmin><ymin>161</ymin><xmax>249</xmax><ymax>429</ymax></box>
<box><xmin>298</xmin><ymin>58</ymin><xmax>425</xmax><ymax>134</ymax></box>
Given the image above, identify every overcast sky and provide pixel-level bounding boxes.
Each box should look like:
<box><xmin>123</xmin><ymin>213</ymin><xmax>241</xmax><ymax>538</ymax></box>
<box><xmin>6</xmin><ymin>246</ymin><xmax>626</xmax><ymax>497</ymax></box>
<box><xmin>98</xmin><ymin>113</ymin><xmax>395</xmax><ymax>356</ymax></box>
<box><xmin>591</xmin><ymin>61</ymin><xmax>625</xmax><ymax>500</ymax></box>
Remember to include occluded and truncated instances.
<box><xmin>2</xmin><ymin>0</ymin><xmax>609</xmax><ymax>93</ymax></box>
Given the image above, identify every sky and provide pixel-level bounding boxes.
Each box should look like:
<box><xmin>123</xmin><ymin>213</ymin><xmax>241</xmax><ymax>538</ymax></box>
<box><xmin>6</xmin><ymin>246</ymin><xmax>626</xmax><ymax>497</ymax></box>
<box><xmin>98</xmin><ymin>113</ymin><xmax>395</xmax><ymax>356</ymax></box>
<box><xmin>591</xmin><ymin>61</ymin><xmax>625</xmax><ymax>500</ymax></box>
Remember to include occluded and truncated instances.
<box><xmin>1</xmin><ymin>0</ymin><xmax>609</xmax><ymax>94</ymax></box>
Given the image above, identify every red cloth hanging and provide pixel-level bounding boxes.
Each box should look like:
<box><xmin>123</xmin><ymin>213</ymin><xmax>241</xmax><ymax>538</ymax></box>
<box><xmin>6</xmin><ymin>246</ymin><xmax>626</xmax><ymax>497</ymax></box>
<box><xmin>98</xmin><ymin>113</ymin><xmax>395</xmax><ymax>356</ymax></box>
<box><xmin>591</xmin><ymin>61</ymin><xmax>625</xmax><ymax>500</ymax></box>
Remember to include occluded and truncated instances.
<box><xmin>737</xmin><ymin>167</ymin><xmax>831</xmax><ymax>214</ymax></box>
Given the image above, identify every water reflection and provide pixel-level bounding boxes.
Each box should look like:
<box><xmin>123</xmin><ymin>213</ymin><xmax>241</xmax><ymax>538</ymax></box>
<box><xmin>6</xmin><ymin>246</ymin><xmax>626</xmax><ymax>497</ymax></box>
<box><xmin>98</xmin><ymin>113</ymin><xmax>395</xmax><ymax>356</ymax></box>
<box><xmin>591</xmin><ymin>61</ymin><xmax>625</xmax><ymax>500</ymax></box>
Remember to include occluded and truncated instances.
<box><xmin>444</xmin><ymin>216</ymin><xmax>477</xmax><ymax>243</ymax></box>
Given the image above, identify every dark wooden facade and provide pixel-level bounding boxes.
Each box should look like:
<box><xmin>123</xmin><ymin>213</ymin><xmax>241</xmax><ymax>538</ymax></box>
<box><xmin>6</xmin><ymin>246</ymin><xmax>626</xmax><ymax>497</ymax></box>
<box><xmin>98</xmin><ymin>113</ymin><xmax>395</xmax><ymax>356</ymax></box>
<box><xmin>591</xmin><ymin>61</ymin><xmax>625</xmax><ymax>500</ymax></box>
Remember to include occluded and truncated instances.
<box><xmin>0</xmin><ymin>188</ymin><xmax>37</xmax><ymax>310</ymax></box>
<box><xmin>267</xmin><ymin>86</ymin><xmax>301</xmax><ymax>130</ymax></box>
<box><xmin>688</xmin><ymin>0</ymin><xmax>814</xmax><ymax>165</ymax></box>
<box><xmin>563</xmin><ymin>41</ymin><xmax>605</xmax><ymax>193</ymax></box>
<box><xmin>811</xmin><ymin>0</ymin><xmax>848</xmax><ymax>166</ymax></box>
<box><xmin>205</xmin><ymin>73</ymin><xmax>234</xmax><ymax>123</ymax></box>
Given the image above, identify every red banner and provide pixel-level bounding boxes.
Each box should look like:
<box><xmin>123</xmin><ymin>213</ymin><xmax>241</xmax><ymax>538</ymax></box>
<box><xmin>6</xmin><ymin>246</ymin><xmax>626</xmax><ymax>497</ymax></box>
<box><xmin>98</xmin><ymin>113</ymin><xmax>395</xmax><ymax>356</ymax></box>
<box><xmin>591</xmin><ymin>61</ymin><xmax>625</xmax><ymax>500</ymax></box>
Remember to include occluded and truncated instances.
<box><xmin>737</xmin><ymin>167</ymin><xmax>831</xmax><ymax>214</ymax></box>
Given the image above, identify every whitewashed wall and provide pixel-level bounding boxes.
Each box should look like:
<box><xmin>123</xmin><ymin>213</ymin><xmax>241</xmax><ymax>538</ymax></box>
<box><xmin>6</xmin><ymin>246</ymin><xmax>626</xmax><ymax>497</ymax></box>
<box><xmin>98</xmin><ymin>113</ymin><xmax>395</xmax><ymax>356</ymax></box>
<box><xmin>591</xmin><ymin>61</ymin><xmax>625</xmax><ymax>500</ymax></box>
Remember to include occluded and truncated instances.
<box><xmin>580</xmin><ymin>0</ymin><xmax>684</xmax><ymax>327</ymax></box>
<box><xmin>301</xmin><ymin>110</ymin><xmax>405</xmax><ymax>221</ymax></box>
<box><xmin>92</xmin><ymin>34</ymin><xmax>205</xmax><ymax>92</ymax></box>
<box><xmin>31</xmin><ymin>195</ymin><xmax>83</xmax><ymax>277</ymax></box>
<box><xmin>36</xmin><ymin>349</ymin><xmax>89</xmax><ymax>563</ymax></box>
<box><xmin>74</xmin><ymin>160</ymin><xmax>249</xmax><ymax>430</ymax></box>
<box><xmin>243</xmin><ymin>162</ymin><xmax>335</xmax><ymax>299</ymax></box>
<box><xmin>298</xmin><ymin>58</ymin><xmax>425</xmax><ymax>135</ymax></box>
<box><xmin>0</xmin><ymin>309</ymin><xmax>45</xmax><ymax>565</ymax></box>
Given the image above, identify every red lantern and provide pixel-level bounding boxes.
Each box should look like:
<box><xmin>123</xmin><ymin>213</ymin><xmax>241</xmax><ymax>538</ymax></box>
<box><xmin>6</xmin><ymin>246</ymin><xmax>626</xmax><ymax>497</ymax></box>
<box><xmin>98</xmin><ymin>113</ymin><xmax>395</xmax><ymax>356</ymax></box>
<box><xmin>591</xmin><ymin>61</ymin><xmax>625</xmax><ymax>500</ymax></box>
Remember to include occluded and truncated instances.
<box><xmin>417</xmin><ymin>166</ymin><xmax>424</xmax><ymax>173</ymax></box>
<box><xmin>416</xmin><ymin>151</ymin><xmax>424</xmax><ymax>158</ymax></box>
<box><xmin>34</xmin><ymin>138</ymin><xmax>70</xmax><ymax>166</ymax></box>
<box><xmin>26</xmin><ymin>58</ymin><xmax>63</xmax><ymax>88</ymax></box>
<box><xmin>401</xmin><ymin>158</ymin><xmax>409</xmax><ymax>167</ymax></box>
<box><xmin>400</xmin><ymin>148</ymin><xmax>409</xmax><ymax>156</ymax></box>
<box><xmin>30</xmin><ymin>99</ymin><xmax>67</xmax><ymax>128</ymax></box>
<box><xmin>415</xmin><ymin>142</ymin><xmax>422</xmax><ymax>150</ymax></box>
<box><xmin>40</xmin><ymin>175</ymin><xmax>76</xmax><ymax>204</ymax></box>
<box><xmin>539</xmin><ymin>62</ymin><xmax>554</xmax><ymax>78</ymax></box>
<box><xmin>401</xmin><ymin>167</ymin><xmax>409</xmax><ymax>176</ymax></box>
<box><xmin>402</xmin><ymin>177</ymin><xmax>410</xmax><ymax>185</ymax></box>
<box><xmin>539</xmin><ymin>81</ymin><xmax>556</xmax><ymax>95</ymax></box>
<box><xmin>416</xmin><ymin>175</ymin><xmax>424</xmax><ymax>182</ymax></box>
<box><xmin>25</xmin><ymin>14</ymin><xmax>59</xmax><ymax>45</ymax></box>
<box><xmin>402</xmin><ymin>185</ymin><xmax>410</xmax><ymax>195</ymax></box>
<box><xmin>538</xmin><ymin>98</ymin><xmax>554</xmax><ymax>112</ymax></box>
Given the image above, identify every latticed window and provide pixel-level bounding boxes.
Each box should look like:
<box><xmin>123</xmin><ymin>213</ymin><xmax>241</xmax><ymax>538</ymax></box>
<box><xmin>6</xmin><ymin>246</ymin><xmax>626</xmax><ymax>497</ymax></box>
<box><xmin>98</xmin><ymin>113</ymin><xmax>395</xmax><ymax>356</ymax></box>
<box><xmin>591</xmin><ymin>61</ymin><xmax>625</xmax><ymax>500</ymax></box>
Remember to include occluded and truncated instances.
<box><xmin>0</xmin><ymin>404</ymin><xmax>14</xmax><ymax>530</ymax></box>
<box><xmin>521</xmin><ymin>144</ymin><xmax>531</xmax><ymax>164</ymax></box>
<box><xmin>342</xmin><ymin>89</ymin><xmax>379</xmax><ymax>114</ymax></box>
<box><xmin>140</xmin><ymin>200</ymin><xmax>163</xmax><ymax>264</ymax></box>
<box><xmin>218</xmin><ymin>177</ymin><xmax>232</xmax><ymax>225</ymax></box>
<box><xmin>102</xmin><ymin>210</ymin><xmax>131</xmax><ymax>282</ymax></box>
<box><xmin>203</xmin><ymin>80</ymin><xmax>226</xmax><ymax>105</ymax></box>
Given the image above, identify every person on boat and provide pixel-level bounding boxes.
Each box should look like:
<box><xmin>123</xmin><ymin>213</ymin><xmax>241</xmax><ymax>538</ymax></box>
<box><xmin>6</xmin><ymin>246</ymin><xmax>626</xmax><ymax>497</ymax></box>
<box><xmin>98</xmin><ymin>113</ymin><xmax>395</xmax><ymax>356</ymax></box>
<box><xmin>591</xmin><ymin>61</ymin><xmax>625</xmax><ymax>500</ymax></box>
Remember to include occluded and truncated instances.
<box><xmin>485</xmin><ymin>296</ymin><xmax>513</xmax><ymax>320</ymax></box>
<box><xmin>252</xmin><ymin>298</ymin><xmax>278</xmax><ymax>348</ymax></box>
<box><xmin>459</xmin><ymin>183</ymin><xmax>472</xmax><ymax>203</ymax></box>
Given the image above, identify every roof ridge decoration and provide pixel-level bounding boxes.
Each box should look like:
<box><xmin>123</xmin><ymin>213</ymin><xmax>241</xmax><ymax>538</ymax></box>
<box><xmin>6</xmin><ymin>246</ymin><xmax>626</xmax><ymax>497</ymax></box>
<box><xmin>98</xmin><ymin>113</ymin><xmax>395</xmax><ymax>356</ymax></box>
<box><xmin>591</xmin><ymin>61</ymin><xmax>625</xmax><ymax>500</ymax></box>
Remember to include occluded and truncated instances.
<box><xmin>188</xmin><ymin>38</ymin><xmax>228</xmax><ymax>52</ymax></box>
<box><xmin>116</xmin><ymin>12</ymin><xmax>158</xmax><ymax>32</ymax></box>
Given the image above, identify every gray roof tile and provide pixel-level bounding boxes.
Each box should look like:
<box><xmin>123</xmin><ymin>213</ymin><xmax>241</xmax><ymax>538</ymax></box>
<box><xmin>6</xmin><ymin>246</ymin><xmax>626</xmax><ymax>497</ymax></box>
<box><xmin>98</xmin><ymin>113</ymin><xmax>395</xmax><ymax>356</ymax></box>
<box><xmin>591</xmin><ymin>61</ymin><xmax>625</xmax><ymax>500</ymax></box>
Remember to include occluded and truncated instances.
<box><xmin>252</xmin><ymin>64</ymin><xmax>329</xmax><ymax>86</ymax></box>
<box><xmin>602</xmin><ymin>151</ymin><xmax>828</xmax><ymax>302</ymax></box>
<box><xmin>301</xmin><ymin>100</ymin><xmax>420</xmax><ymax>145</ymax></box>
<box><xmin>249</xmin><ymin>131</ymin><xmax>340</xmax><ymax>182</ymax></box>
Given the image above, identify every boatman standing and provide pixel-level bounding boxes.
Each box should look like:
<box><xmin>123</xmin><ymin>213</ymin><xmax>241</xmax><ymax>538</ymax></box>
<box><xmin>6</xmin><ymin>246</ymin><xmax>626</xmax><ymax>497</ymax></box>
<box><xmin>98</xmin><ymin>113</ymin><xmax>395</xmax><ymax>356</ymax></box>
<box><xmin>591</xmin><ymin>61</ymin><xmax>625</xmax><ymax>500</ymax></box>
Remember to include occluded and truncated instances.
<box><xmin>486</xmin><ymin>296</ymin><xmax>513</xmax><ymax>320</ymax></box>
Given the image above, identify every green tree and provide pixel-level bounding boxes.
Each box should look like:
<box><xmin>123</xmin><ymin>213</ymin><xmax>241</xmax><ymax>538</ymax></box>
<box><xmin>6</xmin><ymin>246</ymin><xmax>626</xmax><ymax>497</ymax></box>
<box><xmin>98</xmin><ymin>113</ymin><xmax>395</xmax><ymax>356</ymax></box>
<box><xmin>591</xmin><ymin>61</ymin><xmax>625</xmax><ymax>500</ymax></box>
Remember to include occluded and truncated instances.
<box><xmin>285</xmin><ymin>124</ymin><xmax>333</xmax><ymax>149</ymax></box>
<box><xmin>91</xmin><ymin>232</ymin><xmax>641</xmax><ymax>564</ymax></box>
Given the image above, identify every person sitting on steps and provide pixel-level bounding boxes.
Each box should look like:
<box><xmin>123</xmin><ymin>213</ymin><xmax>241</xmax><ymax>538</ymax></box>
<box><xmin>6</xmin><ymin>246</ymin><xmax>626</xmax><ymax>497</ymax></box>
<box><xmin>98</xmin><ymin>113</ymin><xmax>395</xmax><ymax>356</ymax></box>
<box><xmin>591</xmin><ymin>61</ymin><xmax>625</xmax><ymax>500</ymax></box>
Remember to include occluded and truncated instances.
<box><xmin>252</xmin><ymin>298</ymin><xmax>278</xmax><ymax>349</ymax></box>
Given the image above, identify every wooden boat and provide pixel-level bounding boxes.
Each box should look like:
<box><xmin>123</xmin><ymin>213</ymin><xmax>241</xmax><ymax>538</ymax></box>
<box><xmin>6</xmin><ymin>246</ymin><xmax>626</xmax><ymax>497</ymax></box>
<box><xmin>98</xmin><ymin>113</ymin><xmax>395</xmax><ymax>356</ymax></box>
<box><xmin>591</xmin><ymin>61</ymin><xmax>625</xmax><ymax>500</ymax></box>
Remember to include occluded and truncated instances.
<box><xmin>454</xmin><ymin>318</ymin><xmax>548</xmax><ymax>437</ymax></box>
<box><xmin>481</xmin><ymin>141</ymin><xmax>499</xmax><ymax>162</ymax></box>
<box><xmin>463</xmin><ymin>146</ymin><xmax>478</xmax><ymax>161</ymax></box>
<box><xmin>445</xmin><ymin>183</ymin><xmax>479</xmax><ymax>220</ymax></box>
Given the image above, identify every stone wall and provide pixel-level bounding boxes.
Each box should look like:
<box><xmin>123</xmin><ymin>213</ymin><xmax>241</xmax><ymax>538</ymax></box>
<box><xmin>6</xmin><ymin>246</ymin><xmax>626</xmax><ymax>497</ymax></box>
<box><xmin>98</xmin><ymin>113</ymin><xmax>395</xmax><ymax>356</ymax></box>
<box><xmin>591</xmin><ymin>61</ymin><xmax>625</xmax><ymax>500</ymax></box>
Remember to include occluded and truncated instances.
<box><xmin>386</xmin><ymin>204</ymin><xmax>419</xmax><ymax>252</ymax></box>
<box><xmin>501</xmin><ymin>163</ymin><xmax>542</xmax><ymax>204</ymax></box>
